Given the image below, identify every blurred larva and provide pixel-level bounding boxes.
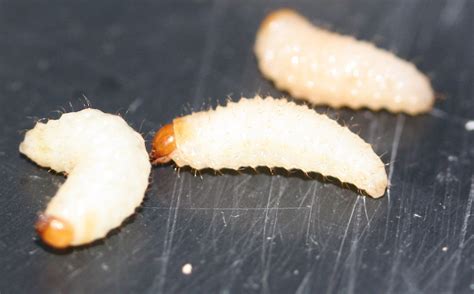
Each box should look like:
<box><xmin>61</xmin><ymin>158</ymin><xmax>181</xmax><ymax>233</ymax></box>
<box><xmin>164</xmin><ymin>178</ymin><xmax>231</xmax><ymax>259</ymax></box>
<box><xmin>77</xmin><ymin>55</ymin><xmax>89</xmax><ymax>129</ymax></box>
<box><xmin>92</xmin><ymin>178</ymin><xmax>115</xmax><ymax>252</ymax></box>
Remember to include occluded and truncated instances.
<box><xmin>20</xmin><ymin>109</ymin><xmax>151</xmax><ymax>248</ymax></box>
<box><xmin>255</xmin><ymin>9</ymin><xmax>434</xmax><ymax>114</ymax></box>
<box><xmin>151</xmin><ymin>96</ymin><xmax>387</xmax><ymax>198</ymax></box>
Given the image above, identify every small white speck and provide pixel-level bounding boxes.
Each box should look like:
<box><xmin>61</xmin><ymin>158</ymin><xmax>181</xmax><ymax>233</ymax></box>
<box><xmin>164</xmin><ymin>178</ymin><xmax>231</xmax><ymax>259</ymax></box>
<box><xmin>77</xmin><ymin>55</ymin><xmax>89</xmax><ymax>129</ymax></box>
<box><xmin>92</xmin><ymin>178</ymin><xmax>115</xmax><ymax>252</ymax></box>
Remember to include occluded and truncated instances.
<box><xmin>448</xmin><ymin>155</ymin><xmax>458</xmax><ymax>162</ymax></box>
<box><xmin>469</xmin><ymin>283</ymin><xmax>474</xmax><ymax>290</ymax></box>
<box><xmin>293</xmin><ymin>269</ymin><xmax>299</xmax><ymax>275</ymax></box>
<box><xmin>182</xmin><ymin>263</ymin><xmax>193</xmax><ymax>275</ymax></box>
<box><xmin>465</xmin><ymin>120</ymin><xmax>474</xmax><ymax>131</ymax></box>
<box><xmin>413</xmin><ymin>213</ymin><xmax>422</xmax><ymax>218</ymax></box>
<box><xmin>101</xmin><ymin>263</ymin><xmax>109</xmax><ymax>271</ymax></box>
<box><xmin>442</xmin><ymin>246</ymin><xmax>448</xmax><ymax>252</ymax></box>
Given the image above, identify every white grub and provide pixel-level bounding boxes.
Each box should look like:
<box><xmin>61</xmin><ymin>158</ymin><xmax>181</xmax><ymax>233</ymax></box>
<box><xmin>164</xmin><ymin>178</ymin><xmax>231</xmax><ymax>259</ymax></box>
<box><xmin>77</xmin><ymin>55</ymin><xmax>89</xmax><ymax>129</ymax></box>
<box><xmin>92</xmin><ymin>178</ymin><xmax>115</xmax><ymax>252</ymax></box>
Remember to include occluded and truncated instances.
<box><xmin>20</xmin><ymin>109</ymin><xmax>151</xmax><ymax>248</ymax></box>
<box><xmin>182</xmin><ymin>263</ymin><xmax>193</xmax><ymax>275</ymax></box>
<box><xmin>155</xmin><ymin>96</ymin><xmax>387</xmax><ymax>198</ymax></box>
<box><xmin>255</xmin><ymin>9</ymin><xmax>434</xmax><ymax>114</ymax></box>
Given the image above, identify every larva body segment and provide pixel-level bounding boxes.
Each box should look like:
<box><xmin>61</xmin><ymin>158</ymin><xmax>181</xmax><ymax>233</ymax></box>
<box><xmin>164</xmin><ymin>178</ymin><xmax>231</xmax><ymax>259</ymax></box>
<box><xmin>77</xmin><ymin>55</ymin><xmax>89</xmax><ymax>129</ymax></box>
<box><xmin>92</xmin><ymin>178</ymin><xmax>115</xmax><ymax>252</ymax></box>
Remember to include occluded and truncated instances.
<box><xmin>255</xmin><ymin>9</ymin><xmax>434</xmax><ymax>114</ymax></box>
<box><xmin>155</xmin><ymin>96</ymin><xmax>387</xmax><ymax>198</ymax></box>
<box><xmin>20</xmin><ymin>109</ymin><xmax>151</xmax><ymax>248</ymax></box>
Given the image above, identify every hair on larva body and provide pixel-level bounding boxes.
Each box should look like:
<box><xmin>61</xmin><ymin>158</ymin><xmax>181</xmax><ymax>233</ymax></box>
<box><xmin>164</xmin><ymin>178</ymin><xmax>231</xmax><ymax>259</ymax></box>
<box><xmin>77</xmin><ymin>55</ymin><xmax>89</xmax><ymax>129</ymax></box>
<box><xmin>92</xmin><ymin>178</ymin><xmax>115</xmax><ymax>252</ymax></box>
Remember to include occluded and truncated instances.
<box><xmin>20</xmin><ymin>109</ymin><xmax>151</xmax><ymax>248</ymax></box>
<box><xmin>255</xmin><ymin>9</ymin><xmax>434</xmax><ymax>115</ymax></box>
<box><xmin>152</xmin><ymin>96</ymin><xmax>388</xmax><ymax>198</ymax></box>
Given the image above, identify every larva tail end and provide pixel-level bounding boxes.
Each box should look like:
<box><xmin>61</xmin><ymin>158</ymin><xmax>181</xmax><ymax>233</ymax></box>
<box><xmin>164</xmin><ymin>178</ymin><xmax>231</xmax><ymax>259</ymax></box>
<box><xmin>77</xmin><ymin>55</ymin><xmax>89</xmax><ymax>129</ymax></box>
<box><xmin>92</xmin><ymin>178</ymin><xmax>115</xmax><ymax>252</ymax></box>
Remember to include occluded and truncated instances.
<box><xmin>369</xmin><ymin>188</ymin><xmax>386</xmax><ymax>199</ymax></box>
<box><xmin>260</xmin><ymin>8</ymin><xmax>299</xmax><ymax>31</ymax></box>
<box><xmin>150</xmin><ymin>123</ymin><xmax>176</xmax><ymax>165</ymax></box>
<box><xmin>369</xmin><ymin>173</ymin><xmax>388</xmax><ymax>198</ymax></box>
<box><xmin>35</xmin><ymin>214</ymin><xmax>74</xmax><ymax>249</ymax></box>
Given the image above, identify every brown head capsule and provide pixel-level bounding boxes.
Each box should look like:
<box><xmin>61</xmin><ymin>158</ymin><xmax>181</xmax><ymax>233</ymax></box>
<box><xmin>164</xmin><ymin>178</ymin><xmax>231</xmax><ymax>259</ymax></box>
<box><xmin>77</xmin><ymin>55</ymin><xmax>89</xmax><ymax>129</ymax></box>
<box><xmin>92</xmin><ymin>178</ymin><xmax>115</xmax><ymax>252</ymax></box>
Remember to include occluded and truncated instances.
<box><xmin>151</xmin><ymin>123</ymin><xmax>176</xmax><ymax>164</ymax></box>
<box><xmin>35</xmin><ymin>213</ymin><xmax>74</xmax><ymax>249</ymax></box>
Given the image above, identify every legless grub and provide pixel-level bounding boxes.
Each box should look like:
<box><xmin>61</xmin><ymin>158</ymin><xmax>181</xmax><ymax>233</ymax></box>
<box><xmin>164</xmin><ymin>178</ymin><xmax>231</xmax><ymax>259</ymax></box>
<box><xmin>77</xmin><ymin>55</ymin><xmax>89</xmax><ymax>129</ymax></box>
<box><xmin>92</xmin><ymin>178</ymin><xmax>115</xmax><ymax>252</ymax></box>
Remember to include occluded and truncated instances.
<box><xmin>151</xmin><ymin>96</ymin><xmax>387</xmax><ymax>198</ymax></box>
<box><xmin>255</xmin><ymin>9</ymin><xmax>434</xmax><ymax>114</ymax></box>
<box><xmin>20</xmin><ymin>109</ymin><xmax>151</xmax><ymax>248</ymax></box>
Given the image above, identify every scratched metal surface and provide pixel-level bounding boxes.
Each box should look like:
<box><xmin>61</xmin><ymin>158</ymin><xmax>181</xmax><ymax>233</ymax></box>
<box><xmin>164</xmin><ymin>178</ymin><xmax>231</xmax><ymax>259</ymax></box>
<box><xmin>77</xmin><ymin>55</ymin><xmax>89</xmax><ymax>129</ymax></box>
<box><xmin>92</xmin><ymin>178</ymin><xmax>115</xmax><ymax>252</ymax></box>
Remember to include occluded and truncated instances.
<box><xmin>0</xmin><ymin>0</ymin><xmax>473</xmax><ymax>293</ymax></box>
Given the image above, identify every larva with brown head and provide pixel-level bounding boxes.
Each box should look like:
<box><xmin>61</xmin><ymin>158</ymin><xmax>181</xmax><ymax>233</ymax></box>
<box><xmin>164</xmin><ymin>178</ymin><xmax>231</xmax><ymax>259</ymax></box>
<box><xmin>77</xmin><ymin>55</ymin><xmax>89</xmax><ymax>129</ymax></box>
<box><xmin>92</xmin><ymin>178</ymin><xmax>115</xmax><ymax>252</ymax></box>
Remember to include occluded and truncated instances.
<box><xmin>20</xmin><ymin>109</ymin><xmax>151</xmax><ymax>248</ymax></box>
<box><xmin>255</xmin><ymin>9</ymin><xmax>435</xmax><ymax>114</ymax></box>
<box><xmin>151</xmin><ymin>96</ymin><xmax>388</xmax><ymax>198</ymax></box>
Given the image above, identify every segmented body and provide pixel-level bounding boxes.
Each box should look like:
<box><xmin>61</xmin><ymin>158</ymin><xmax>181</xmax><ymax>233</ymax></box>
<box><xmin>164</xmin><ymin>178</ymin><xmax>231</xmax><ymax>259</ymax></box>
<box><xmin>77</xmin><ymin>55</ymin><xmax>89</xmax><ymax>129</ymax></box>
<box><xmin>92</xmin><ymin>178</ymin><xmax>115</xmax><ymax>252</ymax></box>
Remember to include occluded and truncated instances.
<box><xmin>255</xmin><ymin>9</ymin><xmax>434</xmax><ymax>114</ymax></box>
<box><xmin>20</xmin><ymin>109</ymin><xmax>151</xmax><ymax>248</ymax></box>
<box><xmin>152</xmin><ymin>96</ymin><xmax>387</xmax><ymax>197</ymax></box>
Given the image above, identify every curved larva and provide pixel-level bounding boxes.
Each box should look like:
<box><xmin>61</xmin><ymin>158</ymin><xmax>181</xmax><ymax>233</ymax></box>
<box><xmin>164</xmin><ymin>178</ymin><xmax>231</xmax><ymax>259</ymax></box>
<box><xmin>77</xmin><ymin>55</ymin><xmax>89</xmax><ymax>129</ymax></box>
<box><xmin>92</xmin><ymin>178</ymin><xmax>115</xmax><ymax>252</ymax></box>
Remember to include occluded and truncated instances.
<box><xmin>254</xmin><ymin>9</ymin><xmax>434</xmax><ymax>115</ymax></box>
<box><xmin>151</xmin><ymin>96</ymin><xmax>387</xmax><ymax>198</ymax></box>
<box><xmin>19</xmin><ymin>109</ymin><xmax>151</xmax><ymax>248</ymax></box>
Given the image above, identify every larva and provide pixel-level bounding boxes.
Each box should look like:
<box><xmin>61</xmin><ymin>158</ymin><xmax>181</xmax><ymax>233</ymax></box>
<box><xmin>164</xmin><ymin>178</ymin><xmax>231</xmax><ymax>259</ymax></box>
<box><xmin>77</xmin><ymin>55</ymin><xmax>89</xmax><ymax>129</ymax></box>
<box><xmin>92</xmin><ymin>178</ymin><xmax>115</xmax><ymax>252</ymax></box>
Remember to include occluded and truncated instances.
<box><xmin>254</xmin><ymin>9</ymin><xmax>434</xmax><ymax>114</ymax></box>
<box><xmin>151</xmin><ymin>96</ymin><xmax>387</xmax><ymax>198</ymax></box>
<box><xmin>20</xmin><ymin>109</ymin><xmax>151</xmax><ymax>248</ymax></box>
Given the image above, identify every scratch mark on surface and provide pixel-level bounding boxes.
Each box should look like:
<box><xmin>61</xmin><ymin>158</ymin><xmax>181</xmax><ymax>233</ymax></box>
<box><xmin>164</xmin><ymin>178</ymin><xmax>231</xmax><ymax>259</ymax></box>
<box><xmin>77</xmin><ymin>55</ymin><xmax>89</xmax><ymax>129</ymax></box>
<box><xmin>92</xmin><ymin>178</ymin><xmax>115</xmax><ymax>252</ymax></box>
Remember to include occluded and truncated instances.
<box><xmin>126</xmin><ymin>98</ymin><xmax>143</xmax><ymax>114</ymax></box>
<box><xmin>295</xmin><ymin>271</ymin><xmax>312</xmax><ymax>294</ymax></box>
<box><xmin>430</xmin><ymin>108</ymin><xmax>471</xmax><ymax>125</ymax></box>
<box><xmin>414</xmin><ymin>235</ymin><xmax>448</xmax><ymax>269</ymax></box>
<box><xmin>345</xmin><ymin>195</ymin><xmax>364</xmax><ymax>294</ymax></box>
<box><xmin>154</xmin><ymin>175</ymin><xmax>184</xmax><ymax>293</ymax></box>
<box><xmin>401</xmin><ymin>270</ymin><xmax>421</xmax><ymax>293</ymax></box>
<box><xmin>221</xmin><ymin>211</ymin><xmax>227</xmax><ymax>227</ymax></box>
<box><xmin>387</xmin><ymin>114</ymin><xmax>405</xmax><ymax>198</ymax></box>
<box><xmin>384</xmin><ymin>114</ymin><xmax>405</xmax><ymax>242</ymax></box>
<box><xmin>261</xmin><ymin>178</ymin><xmax>275</xmax><ymax>294</ymax></box>
<box><xmin>363</xmin><ymin>197</ymin><xmax>370</xmax><ymax>226</ymax></box>
<box><xmin>305</xmin><ymin>184</ymin><xmax>318</xmax><ymax>246</ymax></box>
<box><xmin>326</xmin><ymin>196</ymin><xmax>359</xmax><ymax>294</ymax></box>
<box><xmin>447</xmin><ymin>175</ymin><xmax>474</xmax><ymax>291</ymax></box>
<box><xmin>192</xmin><ymin>0</ymin><xmax>228</xmax><ymax>108</ymax></box>
<box><xmin>358</xmin><ymin>200</ymin><xmax>384</xmax><ymax>238</ymax></box>
<box><xmin>386</xmin><ymin>184</ymin><xmax>407</xmax><ymax>294</ymax></box>
<box><xmin>440</xmin><ymin>0</ymin><xmax>467</xmax><ymax>26</ymax></box>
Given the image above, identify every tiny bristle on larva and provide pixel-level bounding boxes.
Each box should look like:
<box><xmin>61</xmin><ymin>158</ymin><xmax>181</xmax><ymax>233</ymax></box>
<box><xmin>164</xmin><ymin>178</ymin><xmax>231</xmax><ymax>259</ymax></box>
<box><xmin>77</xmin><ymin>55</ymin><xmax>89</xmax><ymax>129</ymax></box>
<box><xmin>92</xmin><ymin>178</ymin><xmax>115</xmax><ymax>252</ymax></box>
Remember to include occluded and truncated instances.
<box><xmin>255</xmin><ymin>9</ymin><xmax>435</xmax><ymax>115</ymax></box>
<box><xmin>159</xmin><ymin>96</ymin><xmax>387</xmax><ymax>197</ymax></box>
<box><xmin>20</xmin><ymin>108</ymin><xmax>151</xmax><ymax>248</ymax></box>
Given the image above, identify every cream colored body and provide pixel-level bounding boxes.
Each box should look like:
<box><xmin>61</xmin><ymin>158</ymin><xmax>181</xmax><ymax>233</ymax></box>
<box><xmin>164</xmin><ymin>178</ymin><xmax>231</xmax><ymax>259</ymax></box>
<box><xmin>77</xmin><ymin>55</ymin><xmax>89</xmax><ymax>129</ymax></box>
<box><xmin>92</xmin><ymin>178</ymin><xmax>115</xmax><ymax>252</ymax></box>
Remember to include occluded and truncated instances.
<box><xmin>20</xmin><ymin>109</ymin><xmax>151</xmax><ymax>245</ymax></box>
<box><xmin>170</xmin><ymin>96</ymin><xmax>387</xmax><ymax>197</ymax></box>
<box><xmin>255</xmin><ymin>9</ymin><xmax>434</xmax><ymax>114</ymax></box>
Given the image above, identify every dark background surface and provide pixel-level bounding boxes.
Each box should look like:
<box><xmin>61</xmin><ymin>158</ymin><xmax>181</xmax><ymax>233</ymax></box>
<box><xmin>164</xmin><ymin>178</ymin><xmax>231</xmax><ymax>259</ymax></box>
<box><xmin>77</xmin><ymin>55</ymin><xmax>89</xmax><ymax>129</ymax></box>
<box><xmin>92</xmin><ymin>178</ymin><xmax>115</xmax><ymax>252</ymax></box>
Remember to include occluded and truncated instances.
<box><xmin>0</xmin><ymin>0</ymin><xmax>473</xmax><ymax>293</ymax></box>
